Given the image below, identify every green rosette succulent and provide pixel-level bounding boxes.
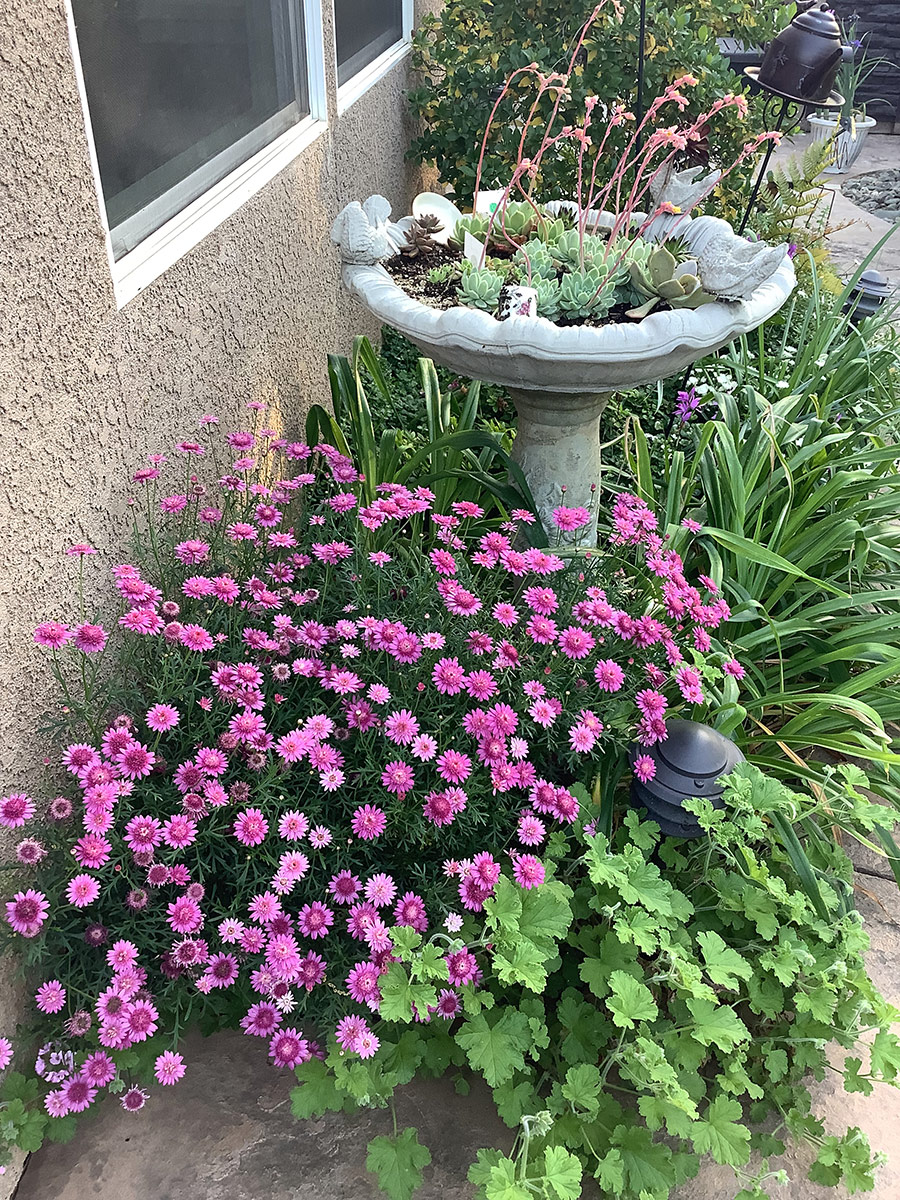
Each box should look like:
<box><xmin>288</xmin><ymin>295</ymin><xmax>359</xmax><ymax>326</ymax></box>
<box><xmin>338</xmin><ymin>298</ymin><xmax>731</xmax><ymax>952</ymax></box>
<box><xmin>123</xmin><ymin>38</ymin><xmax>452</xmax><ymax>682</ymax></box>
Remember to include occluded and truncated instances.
<box><xmin>627</xmin><ymin>243</ymin><xmax>715</xmax><ymax>318</ymax></box>
<box><xmin>456</xmin><ymin>267</ymin><xmax>504</xmax><ymax>313</ymax></box>
<box><xmin>514</xmin><ymin>239</ymin><xmax>558</xmax><ymax>282</ymax></box>
<box><xmin>558</xmin><ymin>268</ymin><xmax>615</xmax><ymax>321</ymax></box>
<box><xmin>449</xmin><ymin>213</ymin><xmax>491</xmax><ymax>248</ymax></box>
<box><xmin>534</xmin><ymin>276</ymin><xmax>561</xmax><ymax>321</ymax></box>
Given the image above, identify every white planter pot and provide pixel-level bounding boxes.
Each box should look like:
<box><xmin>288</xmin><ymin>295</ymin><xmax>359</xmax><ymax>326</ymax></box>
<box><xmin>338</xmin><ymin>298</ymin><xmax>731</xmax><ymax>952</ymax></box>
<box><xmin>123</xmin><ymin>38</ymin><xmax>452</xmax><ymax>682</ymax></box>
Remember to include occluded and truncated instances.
<box><xmin>809</xmin><ymin>114</ymin><xmax>877</xmax><ymax>174</ymax></box>
<box><xmin>338</xmin><ymin>208</ymin><xmax>794</xmax><ymax>543</ymax></box>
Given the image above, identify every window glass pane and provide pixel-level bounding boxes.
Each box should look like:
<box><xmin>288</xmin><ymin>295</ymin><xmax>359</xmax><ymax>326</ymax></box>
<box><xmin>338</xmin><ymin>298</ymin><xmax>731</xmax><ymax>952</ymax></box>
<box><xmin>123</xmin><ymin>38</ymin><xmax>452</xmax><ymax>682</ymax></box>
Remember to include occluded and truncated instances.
<box><xmin>71</xmin><ymin>0</ymin><xmax>307</xmax><ymax>256</ymax></box>
<box><xmin>335</xmin><ymin>0</ymin><xmax>403</xmax><ymax>86</ymax></box>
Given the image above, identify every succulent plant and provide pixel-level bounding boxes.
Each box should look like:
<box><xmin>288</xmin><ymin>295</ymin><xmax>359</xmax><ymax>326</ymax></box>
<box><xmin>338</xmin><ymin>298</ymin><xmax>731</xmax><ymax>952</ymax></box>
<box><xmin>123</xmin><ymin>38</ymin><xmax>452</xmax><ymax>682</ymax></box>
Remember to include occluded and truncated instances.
<box><xmin>549</xmin><ymin>230</ymin><xmax>608</xmax><ymax>272</ymax></box>
<box><xmin>558</xmin><ymin>269</ymin><xmax>615</xmax><ymax>321</ymax></box>
<box><xmin>485</xmin><ymin>200</ymin><xmax>540</xmax><ymax>246</ymax></box>
<box><xmin>456</xmin><ymin>267</ymin><xmax>505</xmax><ymax>313</ymax></box>
<box><xmin>401</xmin><ymin>214</ymin><xmax>444</xmax><ymax>258</ymax></box>
<box><xmin>627</xmin><ymin>244</ymin><xmax>715</xmax><ymax>318</ymax></box>
<box><xmin>534</xmin><ymin>217</ymin><xmax>568</xmax><ymax>245</ymax></box>
<box><xmin>450</xmin><ymin>213</ymin><xmax>491</xmax><ymax>248</ymax></box>
<box><xmin>514</xmin><ymin>239</ymin><xmax>558</xmax><ymax>281</ymax></box>
<box><xmin>534</xmin><ymin>276</ymin><xmax>561</xmax><ymax>321</ymax></box>
<box><xmin>426</xmin><ymin>263</ymin><xmax>457</xmax><ymax>285</ymax></box>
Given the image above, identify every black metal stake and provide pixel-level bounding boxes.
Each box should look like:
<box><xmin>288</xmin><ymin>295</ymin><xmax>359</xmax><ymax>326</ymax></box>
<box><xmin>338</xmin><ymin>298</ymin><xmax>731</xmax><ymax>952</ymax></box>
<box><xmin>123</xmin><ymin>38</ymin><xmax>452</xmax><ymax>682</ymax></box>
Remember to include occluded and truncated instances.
<box><xmin>737</xmin><ymin>97</ymin><xmax>791</xmax><ymax>235</ymax></box>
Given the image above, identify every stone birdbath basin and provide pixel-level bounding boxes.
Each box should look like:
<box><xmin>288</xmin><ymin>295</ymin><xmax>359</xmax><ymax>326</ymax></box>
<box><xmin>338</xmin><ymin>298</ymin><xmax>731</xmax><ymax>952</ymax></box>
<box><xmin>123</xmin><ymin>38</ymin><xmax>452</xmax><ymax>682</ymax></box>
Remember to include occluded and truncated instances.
<box><xmin>333</xmin><ymin>196</ymin><xmax>796</xmax><ymax>543</ymax></box>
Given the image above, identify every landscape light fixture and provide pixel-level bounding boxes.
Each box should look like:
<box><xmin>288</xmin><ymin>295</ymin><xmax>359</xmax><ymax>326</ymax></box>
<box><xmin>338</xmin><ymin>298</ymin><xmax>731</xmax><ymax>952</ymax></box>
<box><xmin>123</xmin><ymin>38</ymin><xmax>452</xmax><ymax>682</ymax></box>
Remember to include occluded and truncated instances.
<box><xmin>629</xmin><ymin>718</ymin><xmax>745</xmax><ymax>838</ymax></box>
<box><xmin>843</xmin><ymin>268</ymin><xmax>893</xmax><ymax>323</ymax></box>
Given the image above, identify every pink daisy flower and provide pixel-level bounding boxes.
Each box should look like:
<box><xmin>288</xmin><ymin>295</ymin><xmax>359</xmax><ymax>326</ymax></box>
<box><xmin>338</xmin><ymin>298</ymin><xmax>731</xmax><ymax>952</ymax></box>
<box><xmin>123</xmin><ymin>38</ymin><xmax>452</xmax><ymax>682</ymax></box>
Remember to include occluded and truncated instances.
<box><xmin>594</xmin><ymin>659</ymin><xmax>625</xmax><ymax>692</ymax></box>
<box><xmin>432</xmin><ymin>657</ymin><xmax>466</xmax><ymax>695</ymax></box>
<box><xmin>297</xmin><ymin>902</ymin><xmax>333</xmax><ymax>940</ymax></box>
<box><xmin>346</xmin><ymin>961</ymin><xmax>382</xmax><ymax>1008</ymax></box>
<box><xmin>234</xmin><ymin>808</ymin><xmax>269</xmax><ymax>847</ymax></box>
<box><xmin>121</xmin><ymin>1086</ymin><xmax>149</xmax><ymax>1112</ymax></box>
<box><xmin>35</xmin><ymin>980</ymin><xmax>66</xmax><ymax>1014</ymax></box>
<box><xmin>308</xmin><ymin>825</ymin><xmax>332</xmax><ymax>849</ymax></box>
<box><xmin>6</xmin><ymin>889</ymin><xmax>49</xmax><ymax>937</ymax></box>
<box><xmin>82</xmin><ymin>1051</ymin><xmax>116</xmax><ymax>1087</ymax></box>
<box><xmin>364</xmin><ymin>873</ymin><xmax>396</xmax><ymax>908</ymax></box>
<box><xmin>61</xmin><ymin>1075</ymin><xmax>97</xmax><ymax>1113</ymax></box>
<box><xmin>384</xmin><ymin>710</ymin><xmax>419</xmax><ymax>746</ymax></box>
<box><xmin>34</xmin><ymin>621</ymin><xmax>72</xmax><ymax>649</ymax></box>
<box><xmin>351</xmin><ymin>804</ymin><xmax>387</xmax><ymax>840</ymax></box>
<box><xmin>328</xmin><ymin>871</ymin><xmax>361</xmax><ymax>905</ymax></box>
<box><xmin>394</xmin><ymin>892</ymin><xmax>427</xmax><ymax>932</ymax></box>
<box><xmin>269</xmin><ymin>1028</ymin><xmax>310</xmax><ymax>1069</ymax></box>
<box><xmin>154</xmin><ymin>1051</ymin><xmax>186</xmax><ymax>1085</ymax></box>
<box><xmin>241</xmin><ymin>1002</ymin><xmax>282</xmax><ymax>1038</ymax></box>
<box><xmin>0</xmin><ymin>793</ymin><xmax>35</xmax><ymax>828</ymax></box>
<box><xmin>634</xmin><ymin>755</ymin><xmax>657</xmax><ymax>782</ymax></box>
<box><xmin>66</xmin><ymin>874</ymin><xmax>100</xmax><ymax>908</ymax></box>
<box><xmin>73</xmin><ymin>623</ymin><xmax>107</xmax><ymax>653</ymax></box>
<box><xmin>513</xmin><ymin>855</ymin><xmax>545</xmax><ymax>889</ymax></box>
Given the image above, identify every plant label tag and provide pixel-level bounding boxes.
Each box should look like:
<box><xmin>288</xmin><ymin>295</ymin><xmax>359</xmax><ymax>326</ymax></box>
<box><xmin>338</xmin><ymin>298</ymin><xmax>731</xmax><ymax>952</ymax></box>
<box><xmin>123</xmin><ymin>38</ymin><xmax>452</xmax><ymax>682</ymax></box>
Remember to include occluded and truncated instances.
<box><xmin>464</xmin><ymin>232</ymin><xmax>487</xmax><ymax>267</ymax></box>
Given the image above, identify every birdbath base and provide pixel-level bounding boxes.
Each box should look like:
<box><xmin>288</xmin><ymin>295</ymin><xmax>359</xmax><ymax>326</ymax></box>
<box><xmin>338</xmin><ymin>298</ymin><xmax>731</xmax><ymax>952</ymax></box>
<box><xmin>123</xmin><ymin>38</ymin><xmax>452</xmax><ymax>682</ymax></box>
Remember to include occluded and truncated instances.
<box><xmin>507</xmin><ymin>388</ymin><xmax>611</xmax><ymax>547</ymax></box>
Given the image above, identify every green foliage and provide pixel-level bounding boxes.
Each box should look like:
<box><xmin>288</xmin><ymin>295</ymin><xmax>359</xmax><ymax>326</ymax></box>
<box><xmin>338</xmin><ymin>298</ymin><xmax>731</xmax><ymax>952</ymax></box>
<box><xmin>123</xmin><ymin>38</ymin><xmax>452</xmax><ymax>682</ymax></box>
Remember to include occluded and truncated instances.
<box><xmin>303</xmin><ymin>766</ymin><xmax>898</xmax><ymax>1200</ymax></box>
<box><xmin>305</xmin><ymin>335</ymin><xmax>538</xmax><ymax>530</ymax></box>
<box><xmin>409</xmin><ymin>0</ymin><xmax>781</xmax><ymax>206</ymax></box>
<box><xmin>366</xmin><ymin>1129</ymin><xmax>432</xmax><ymax>1200</ymax></box>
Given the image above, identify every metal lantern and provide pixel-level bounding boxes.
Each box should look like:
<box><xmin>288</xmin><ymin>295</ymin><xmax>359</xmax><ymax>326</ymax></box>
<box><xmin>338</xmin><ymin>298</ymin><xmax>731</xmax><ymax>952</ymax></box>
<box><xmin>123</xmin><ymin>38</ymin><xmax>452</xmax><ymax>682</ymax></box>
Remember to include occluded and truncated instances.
<box><xmin>757</xmin><ymin>2</ymin><xmax>844</xmax><ymax>103</ymax></box>
<box><xmin>628</xmin><ymin>719</ymin><xmax>745</xmax><ymax>838</ymax></box>
<box><xmin>843</xmin><ymin>269</ymin><xmax>893</xmax><ymax>324</ymax></box>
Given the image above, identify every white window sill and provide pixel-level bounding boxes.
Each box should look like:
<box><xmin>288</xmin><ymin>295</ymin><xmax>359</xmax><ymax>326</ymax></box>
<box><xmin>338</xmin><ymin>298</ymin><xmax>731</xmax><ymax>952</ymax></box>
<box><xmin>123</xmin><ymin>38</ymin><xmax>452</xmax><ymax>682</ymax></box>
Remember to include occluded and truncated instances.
<box><xmin>111</xmin><ymin>113</ymin><xmax>328</xmax><ymax>307</ymax></box>
<box><xmin>336</xmin><ymin>40</ymin><xmax>411</xmax><ymax>115</ymax></box>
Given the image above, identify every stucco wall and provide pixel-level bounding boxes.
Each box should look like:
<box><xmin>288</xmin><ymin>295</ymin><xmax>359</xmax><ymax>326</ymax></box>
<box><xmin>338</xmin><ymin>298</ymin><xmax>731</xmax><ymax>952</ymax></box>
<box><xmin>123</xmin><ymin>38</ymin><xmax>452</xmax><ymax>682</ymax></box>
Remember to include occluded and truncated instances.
<box><xmin>0</xmin><ymin>0</ymin><xmax>437</xmax><ymax>1187</ymax></box>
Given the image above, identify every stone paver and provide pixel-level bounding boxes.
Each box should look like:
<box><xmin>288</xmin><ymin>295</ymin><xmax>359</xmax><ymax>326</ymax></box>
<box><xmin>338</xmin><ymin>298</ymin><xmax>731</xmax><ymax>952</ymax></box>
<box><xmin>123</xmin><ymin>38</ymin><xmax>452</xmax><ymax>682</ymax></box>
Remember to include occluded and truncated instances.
<box><xmin>15</xmin><ymin>850</ymin><xmax>900</xmax><ymax>1200</ymax></box>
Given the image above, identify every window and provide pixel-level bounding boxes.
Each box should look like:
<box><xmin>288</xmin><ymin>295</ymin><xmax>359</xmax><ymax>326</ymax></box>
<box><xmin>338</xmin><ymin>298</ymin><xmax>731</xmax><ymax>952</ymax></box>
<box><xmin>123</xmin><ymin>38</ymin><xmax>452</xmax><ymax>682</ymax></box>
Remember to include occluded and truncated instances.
<box><xmin>69</xmin><ymin>0</ymin><xmax>315</xmax><ymax>261</ymax></box>
<box><xmin>335</xmin><ymin>0</ymin><xmax>405</xmax><ymax>88</ymax></box>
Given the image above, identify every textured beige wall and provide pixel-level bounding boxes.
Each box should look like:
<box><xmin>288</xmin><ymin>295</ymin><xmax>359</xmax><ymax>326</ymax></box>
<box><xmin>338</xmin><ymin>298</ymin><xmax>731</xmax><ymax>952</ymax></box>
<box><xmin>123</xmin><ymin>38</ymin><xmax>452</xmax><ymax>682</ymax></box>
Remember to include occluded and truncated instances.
<box><xmin>0</xmin><ymin>0</ymin><xmax>437</xmax><ymax>784</ymax></box>
<box><xmin>0</xmin><ymin>0</ymin><xmax>437</xmax><ymax>1188</ymax></box>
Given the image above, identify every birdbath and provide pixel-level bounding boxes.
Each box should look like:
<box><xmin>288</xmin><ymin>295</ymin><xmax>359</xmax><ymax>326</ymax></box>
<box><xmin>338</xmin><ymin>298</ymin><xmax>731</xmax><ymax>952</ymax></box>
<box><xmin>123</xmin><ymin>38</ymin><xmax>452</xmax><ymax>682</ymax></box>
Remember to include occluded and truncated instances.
<box><xmin>332</xmin><ymin>198</ymin><xmax>796</xmax><ymax>544</ymax></box>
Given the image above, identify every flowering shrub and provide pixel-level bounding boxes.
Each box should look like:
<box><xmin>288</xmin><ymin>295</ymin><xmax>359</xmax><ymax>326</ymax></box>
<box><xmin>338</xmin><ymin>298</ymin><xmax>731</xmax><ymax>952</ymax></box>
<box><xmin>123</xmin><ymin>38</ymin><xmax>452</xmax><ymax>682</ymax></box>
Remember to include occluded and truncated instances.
<box><xmin>0</xmin><ymin>410</ymin><xmax>739</xmax><ymax>1161</ymax></box>
<box><xmin>3</xmin><ymin>411</ymin><xmax>896</xmax><ymax>1198</ymax></box>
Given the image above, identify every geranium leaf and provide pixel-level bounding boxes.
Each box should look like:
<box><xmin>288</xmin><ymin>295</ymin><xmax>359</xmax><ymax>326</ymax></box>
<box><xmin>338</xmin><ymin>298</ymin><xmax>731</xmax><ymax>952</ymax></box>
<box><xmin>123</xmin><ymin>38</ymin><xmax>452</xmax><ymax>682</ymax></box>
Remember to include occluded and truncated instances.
<box><xmin>606</xmin><ymin>971</ymin><xmax>658</xmax><ymax>1029</ymax></box>
<box><xmin>692</xmin><ymin>1095</ymin><xmax>751</xmax><ymax>1166</ymax></box>
<box><xmin>696</xmin><ymin>930</ymin><xmax>752</xmax><ymax>989</ymax></box>
<box><xmin>542</xmin><ymin>1146</ymin><xmax>582</xmax><ymax>1200</ymax></box>
<box><xmin>686</xmin><ymin>998</ymin><xmax>749</xmax><ymax>1051</ymax></box>
<box><xmin>366</xmin><ymin>1128</ymin><xmax>431</xmax><ymax>1200</ymax></box>
<box><xmin>456</xmin><ymin>1010</ymin><xmax>530</xmax><ymax>1087</ymax></box>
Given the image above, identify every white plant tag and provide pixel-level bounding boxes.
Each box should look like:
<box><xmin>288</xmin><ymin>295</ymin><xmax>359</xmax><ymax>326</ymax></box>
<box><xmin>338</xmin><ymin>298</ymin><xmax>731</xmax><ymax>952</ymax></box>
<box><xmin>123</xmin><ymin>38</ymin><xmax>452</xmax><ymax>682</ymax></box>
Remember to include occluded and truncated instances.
<box><xmin>464</xmin><ymin>232</ymin><xmax>486</xmax><ymax>267</ymax></box>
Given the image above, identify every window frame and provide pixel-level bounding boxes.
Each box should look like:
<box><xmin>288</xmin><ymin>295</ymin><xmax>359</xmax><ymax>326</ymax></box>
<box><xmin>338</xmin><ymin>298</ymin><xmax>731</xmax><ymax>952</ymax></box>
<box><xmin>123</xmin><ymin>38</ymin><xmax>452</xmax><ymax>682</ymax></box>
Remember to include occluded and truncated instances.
<box><xmin>335</xmin><ymin>0</ymin><xmax>414</xmax><ymax>114</ymax></box>
<box><xmin>64</xmin><ymin>0</ymin><xmax>329</xmax><ymax>308</ymax></box>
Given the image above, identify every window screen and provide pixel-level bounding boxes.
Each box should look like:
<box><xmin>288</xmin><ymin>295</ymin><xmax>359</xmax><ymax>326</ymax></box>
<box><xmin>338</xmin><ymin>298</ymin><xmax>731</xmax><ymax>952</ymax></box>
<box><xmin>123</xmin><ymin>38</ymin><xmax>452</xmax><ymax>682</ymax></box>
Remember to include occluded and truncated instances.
<box><xmin>71</xmin><ymin>0</ymin><xmax>309</xmax><ymax>258</ymax></box>
<box><xmin>335</xmin><ymin>0</ymin><xmax>403</xmax><ymax>87</ymax></box>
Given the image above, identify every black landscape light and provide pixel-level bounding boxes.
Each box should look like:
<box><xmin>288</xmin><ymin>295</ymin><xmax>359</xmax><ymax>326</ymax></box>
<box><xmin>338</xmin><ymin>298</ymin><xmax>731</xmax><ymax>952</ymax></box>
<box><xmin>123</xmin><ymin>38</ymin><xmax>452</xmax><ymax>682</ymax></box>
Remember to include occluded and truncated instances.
<box><xmin>628</xmin><ymin>718</ymin><xmax>745</xmax><ymax>838</ymax></box>
<box><xmin>843</xmin><ymin>268</ymin><xmax>893</xmax><ymax>323</ymax></box>
<box><xmin>737</xmin><ymin>3</ymin><xmax>845</xmax><ymax>233</ymax></box>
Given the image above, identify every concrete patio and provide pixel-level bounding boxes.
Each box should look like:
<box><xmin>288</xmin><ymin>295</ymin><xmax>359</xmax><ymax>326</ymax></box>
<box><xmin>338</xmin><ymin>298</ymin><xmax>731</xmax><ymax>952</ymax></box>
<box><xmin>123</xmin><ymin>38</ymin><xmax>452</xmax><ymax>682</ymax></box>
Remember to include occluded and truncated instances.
<box><xmin>14</xmin><ymin>837</ymin><xmax>900</xmax><ymax>1200</ymax></box>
